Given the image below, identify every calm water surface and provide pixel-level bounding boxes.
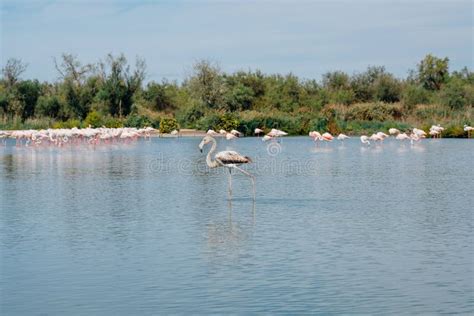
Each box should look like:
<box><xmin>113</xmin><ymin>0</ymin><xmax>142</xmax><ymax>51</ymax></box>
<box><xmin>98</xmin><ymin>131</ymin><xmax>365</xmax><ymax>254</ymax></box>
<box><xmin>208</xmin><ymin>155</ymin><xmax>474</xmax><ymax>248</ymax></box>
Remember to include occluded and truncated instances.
<box><xmin>1</xmin><ymin>137</ymin><xmax>473</xmax><ymax>314</ymax></box>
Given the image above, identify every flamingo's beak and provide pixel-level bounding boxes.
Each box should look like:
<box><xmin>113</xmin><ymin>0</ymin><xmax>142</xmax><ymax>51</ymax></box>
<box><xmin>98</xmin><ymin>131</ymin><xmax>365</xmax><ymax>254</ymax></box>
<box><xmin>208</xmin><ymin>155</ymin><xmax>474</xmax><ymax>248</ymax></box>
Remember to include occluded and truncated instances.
<box><xmin>198</xmin><ymin>141</ymin><xmax>204</xmax><ymax>152</ymax></box>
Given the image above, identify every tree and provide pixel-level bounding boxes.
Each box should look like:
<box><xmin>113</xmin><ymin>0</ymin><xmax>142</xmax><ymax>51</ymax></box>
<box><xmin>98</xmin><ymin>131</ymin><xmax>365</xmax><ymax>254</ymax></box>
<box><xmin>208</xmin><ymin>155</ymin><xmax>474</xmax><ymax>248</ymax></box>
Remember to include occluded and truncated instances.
<box><xmin>322</xmin><ymin>71</ymin><xmax>350</xmax><ymax>91</ymax></box>
<box><xmin>350</xmin><ymin>66</ymin><xmax>386</xmax><ymax>102</ymax></box>
<box><xmin>144</xmin><ymin>81</ymin><xmax>176</xmax><ymax>112</ymax></box>
<box><xmin>97</xmin><ymin>54</ymin><xmax>146</xmax><ymax>117</ymax></box>
<box><xmin>187</xmin><ymin>60</ymin><xmax>225</xmax><ymax>109</ymax></box>
<box><xmin>1</xmin><ymin>58</ymin><xmax>28</xmax><ymax>87</ymax></box>
<box><xmin>439</xmin><ymin>77</ymin><xmax>471</xmax><ymax>110</ymax></box>
<box><xmin>54</xmin><ymin>53</ymin><xmax>95</xmax><ymax>119</ymax></box>
<box><xmin>373</xmin><ymin>73</ymin><xmax>401</xmax><ymax>103</ymax></box>
<box><xmin>54</xmin><ymin>53</ymin><xmax>92</xmax><ymax>85</ymax></box>
<box><xmin>14</xmin><ymin>80</ymin><xmax>41</xmax><ymax>119</ymax></box>
<box><xmin>225</xmin><ymin>83</ymin><xmax>255</xmax><ymax>111</ymax></box>
<box><xmin>36</xmin><ymin>95</ymin><xmax>62</xmax><ymax>118</ymax></box>
<box><xmin>416</xmin><ymin>54</ymin><xmax>449</xmax><ymax>90</ymax></box>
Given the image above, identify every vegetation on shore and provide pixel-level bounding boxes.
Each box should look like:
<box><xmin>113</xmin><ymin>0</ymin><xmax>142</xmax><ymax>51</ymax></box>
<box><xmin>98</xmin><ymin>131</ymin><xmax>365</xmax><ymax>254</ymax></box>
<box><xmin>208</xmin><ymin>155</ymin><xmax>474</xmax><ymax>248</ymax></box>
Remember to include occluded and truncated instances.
<box><xmin>1</xmin><ymin>54</ymin><xmax>472</xmax><ymax>137</ymax></box>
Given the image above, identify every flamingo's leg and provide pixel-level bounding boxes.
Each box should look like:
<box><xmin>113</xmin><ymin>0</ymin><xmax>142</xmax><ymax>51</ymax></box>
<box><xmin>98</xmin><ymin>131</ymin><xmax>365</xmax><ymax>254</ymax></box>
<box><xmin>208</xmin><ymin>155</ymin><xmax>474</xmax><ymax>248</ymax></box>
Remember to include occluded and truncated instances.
<box><xmin>228</xmin><ymin>168</ymin><xmax>233</xmax><ymax>200</ymax></box>
<box><xmin>231</xmin><ymin>165</ymin><xmax>256</xmax><ymax>201</ymax></box>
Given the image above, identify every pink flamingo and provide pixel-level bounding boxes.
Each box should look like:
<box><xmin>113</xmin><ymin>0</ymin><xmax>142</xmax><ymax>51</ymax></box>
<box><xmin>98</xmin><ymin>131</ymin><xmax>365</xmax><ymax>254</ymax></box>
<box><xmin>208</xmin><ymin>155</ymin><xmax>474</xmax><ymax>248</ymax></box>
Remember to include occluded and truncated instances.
<box><xmin>199</xmin><ymin>136</ymin><xmax>255</xmax><ymax>200</ymax></box>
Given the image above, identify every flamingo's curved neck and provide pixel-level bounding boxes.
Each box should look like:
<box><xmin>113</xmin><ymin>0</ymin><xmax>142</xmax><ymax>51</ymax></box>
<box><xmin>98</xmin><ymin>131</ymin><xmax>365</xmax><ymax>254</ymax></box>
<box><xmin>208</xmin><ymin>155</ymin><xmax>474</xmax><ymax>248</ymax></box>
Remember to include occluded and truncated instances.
<box><xmin>206</xmin><ymin>138</ymin><xmax>220</xmax><ymax>168</ymax></box>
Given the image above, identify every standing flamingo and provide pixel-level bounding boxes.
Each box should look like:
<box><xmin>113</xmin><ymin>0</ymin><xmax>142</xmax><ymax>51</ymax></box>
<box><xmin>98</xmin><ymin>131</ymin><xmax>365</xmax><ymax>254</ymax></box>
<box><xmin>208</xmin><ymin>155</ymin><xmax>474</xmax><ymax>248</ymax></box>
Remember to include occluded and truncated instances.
<box><xmin>337</xmin><ymin>133</ymin><xmax>349</xmax><ymax>141</ymax></box>
<box><xmin>360</xmin><ymin>135</ymin><xmax>370</xmax><ymax>146</ymax></box>
<box><xmin>199</xmin><ymin>136</ymin><xmax>255</xmax><ymax>200</ymax></box>
<box><xmin>254</xmin><ymin>128</ymin><xmax>264</xmax><ymax>136</ymax></box>
<box><xmin>463</xmin><ymin>125</ymin><xmax>473</xmax><ymax>138</ymax></box>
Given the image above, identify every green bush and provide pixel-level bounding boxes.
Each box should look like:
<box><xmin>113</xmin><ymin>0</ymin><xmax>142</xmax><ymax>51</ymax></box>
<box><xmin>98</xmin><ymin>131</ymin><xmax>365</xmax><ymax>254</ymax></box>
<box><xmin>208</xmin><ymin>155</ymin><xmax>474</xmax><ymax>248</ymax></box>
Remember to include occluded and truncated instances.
<box><xmin>159</xmin><ymin>117</ymin><xmax>179</xmax><ymax>133</ymax></box>
<box><xmin>84</xmin><ymin>111</ymin><xmax>103</xmax><ymax>128</ymax></box>
<box><xmin>103</xmin><ymin>116</ymin><xmax>124</xmax><ymax>128</ymax></box>
<box><xmin>125</xmin><ymin>114</ymin><xmax>151</xmax><ymax>128</ymax></box>
<box><xmin>402</xmin><ymin>85</ymin><xmax>431</xmax><ymax>111</ymax></box>
<box><xmin>444</xmin><ymin>124</ymin><xmax>466</xmax><ymax>138</ymax></box>
<box><xmin>439</xmin><ymin>77</ymin><xmax>472</xmax><ymax>110</ymax></box>
<box><xmin>330</xmin><ymin>89</ymin><xmax>355</xmax><ymax>105</ymax></box>
<box><xmin>345</xmin><ymin>103</ymin><xmax>403</xmax><ymax>121</ymax></box>
<box><xmin>35</xmin><ymin>95</ymin><xmax>62</xmax><ymax>118</ymax></box>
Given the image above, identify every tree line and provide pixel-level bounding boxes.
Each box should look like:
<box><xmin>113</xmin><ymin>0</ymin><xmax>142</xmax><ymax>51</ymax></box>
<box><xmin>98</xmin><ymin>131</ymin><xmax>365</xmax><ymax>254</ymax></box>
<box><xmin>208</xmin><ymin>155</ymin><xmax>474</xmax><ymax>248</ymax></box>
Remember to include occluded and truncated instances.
<box><xmin>0</xmin><ymin>53</ymin><xmax>472</xmax><ymax>136</ymax></box>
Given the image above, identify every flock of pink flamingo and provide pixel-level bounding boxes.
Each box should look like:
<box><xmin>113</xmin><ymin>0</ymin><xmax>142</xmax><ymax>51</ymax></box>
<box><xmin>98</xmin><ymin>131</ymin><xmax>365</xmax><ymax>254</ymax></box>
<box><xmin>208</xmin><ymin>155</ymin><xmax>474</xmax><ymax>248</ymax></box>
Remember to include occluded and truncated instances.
<box><xmin>0</xmin><ymin>127</ymin><xmax>156</xmax><ymax>147</ymax></box>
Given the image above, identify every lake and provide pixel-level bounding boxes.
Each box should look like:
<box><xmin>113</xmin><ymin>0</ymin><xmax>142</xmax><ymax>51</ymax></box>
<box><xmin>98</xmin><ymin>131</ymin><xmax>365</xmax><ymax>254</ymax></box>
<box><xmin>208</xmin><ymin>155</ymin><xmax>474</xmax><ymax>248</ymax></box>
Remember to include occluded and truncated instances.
<box><xmin>1</xmin><ymin>137</ymin><xmax>473</xmax><ymax>314</ymax></box>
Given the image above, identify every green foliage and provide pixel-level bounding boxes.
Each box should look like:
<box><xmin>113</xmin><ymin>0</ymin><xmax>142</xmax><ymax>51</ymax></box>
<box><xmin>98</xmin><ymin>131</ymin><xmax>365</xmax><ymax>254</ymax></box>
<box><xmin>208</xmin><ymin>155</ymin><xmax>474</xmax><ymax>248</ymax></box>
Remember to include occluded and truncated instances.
<box><xmin>14</xmin><ymin>79</ymin><xmax>42</xmax><ymax>119</ymax></box>
<box><xmin>159</xmin><ymin>117</ymin><xmax>178</xmax><ymax>133</ymax></box>
<box><xmin>373</xmin><ymin>74</ymin><xmax>401</xmax><ymax>103</ymax></box>
<box><xmin>443</xmin><ymin>124</ymin><xmax>466</xmax><ymax>138</ymax></box>
<box><xmin>322</xmin><ymin>71</ymin><xmax>350</xmax><ymax>90</ymax></box>
<box><xmin>416</xmin><ymin>54</ymin><xmax>449</xmax><ymax>90</ymax></box>
<box><xmin>36</xmin><ymin>95</ymin><xmax>62</xmax><ymax>118</ymax></box>
<box><xmin>125</xmin><ymin>114</ymin><xmax>151</xmax><ymax>128</ymax></box>
<box><xmin>144</xmin><ymin>81</ymin><xmax>177</xmax><ymax>112</ymax></box>
<box><xmin>402</xmin><ymin>85</ymin><xmax>431</xmax><ymax>111</ymax></box>
<box><xmin>345</xmin><ymin>103</ymin><xmax>403</xmax><ymax>121</ymax></box>
<box><xmin>187</xmin><ymin>59</ymin><xmax>225</xmax><ymax>109</ymax></box>
<box><xmin>84</xmin><ymin>110</ymin><xmax>103</xmax><ymax>128</ymax></box>
<box><xmin>102</xmin><ymin>116</ymin><xmax>124</xmax><ymax>128</ymax></box>
<box><xmin>225</xmin><ymin>83</ymin><xmax>255</xmax><ymax>111</ymax></box>
<box><xmin>439</xmin><ymin>77</ymin><xmax>473</xmax><ymax>110</ymax></box>
<box><xmin>52</xmin><ymin>118</ymin><xmax>82</xmax><ymax>129</ymax></box>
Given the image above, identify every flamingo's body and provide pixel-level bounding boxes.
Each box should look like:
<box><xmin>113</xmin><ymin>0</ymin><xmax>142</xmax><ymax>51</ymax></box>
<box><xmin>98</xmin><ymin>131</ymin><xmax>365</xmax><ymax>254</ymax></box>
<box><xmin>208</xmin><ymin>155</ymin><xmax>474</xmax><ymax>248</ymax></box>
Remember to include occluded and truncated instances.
<box><xmin>254</xmin><ymin>128</ymin><xmax>264</xmax><ymax>136</ymax></box>
<box><xmin>226</xmin><ymin>133</ymin><xmax>237</xmax><ymax>140</ymax></box>
<box><xmin>429</xmin><ymin>125</ymin><xmax>444</xmax><ymax>138</ymax></box>
<box><xmin>337</xmin><ymin>133</ymin><xmax>349</xmax><ymax>141</ymax></box>
<box><xmin>360</xmin><ymin>135</ymin><xmax>370</xmax><ymax>146</ymax></box>
<box><xmin>309</xmin><ymin>131</ymin><xmax>322</xmax><ymax>141</ymax></box>
<box><xmin>464</xmin><ymin>125</ymin><xmax>474</xmax><ymax>138</ymax></box>
<box><xmin>389</xmin><ymin>128</ymin><xmax>400</xmax><ymax>135</ymax></box>
<box><xmin>199</xmin><ymin>136</ymin><xmax>255</xmax><ymax>200</ymax></box>
<box><xmin>230</xmin><ymin>129</ymin><xmax>242</xmax><ymax>137</ymax></box>
<box><xmin>322</xmin><ymin>132</ymin><xmax>334</xmax><ymax>142</ymax></box>
<box><xmin>267</xmin><ymin>129</ymin><xmax>288</xmax><ymax>137</ymax></box>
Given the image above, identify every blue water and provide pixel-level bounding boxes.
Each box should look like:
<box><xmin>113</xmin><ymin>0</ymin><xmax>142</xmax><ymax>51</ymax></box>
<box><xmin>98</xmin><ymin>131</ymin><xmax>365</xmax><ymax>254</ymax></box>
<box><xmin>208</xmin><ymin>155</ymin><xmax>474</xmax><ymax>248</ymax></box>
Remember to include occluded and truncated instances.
<box><xmin>1</xmin><ymin>137</ymin><xmax>473</xmax><ymax>314</ymax></box>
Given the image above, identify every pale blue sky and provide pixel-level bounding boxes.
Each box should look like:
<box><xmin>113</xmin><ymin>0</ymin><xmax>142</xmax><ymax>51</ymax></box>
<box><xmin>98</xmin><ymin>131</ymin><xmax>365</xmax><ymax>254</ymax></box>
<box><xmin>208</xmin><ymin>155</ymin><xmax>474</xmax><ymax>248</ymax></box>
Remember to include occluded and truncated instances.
<box><xmin>1</xmin><ymin>0</ymin><xmax>472</xmax><ymax>82</ymax></box>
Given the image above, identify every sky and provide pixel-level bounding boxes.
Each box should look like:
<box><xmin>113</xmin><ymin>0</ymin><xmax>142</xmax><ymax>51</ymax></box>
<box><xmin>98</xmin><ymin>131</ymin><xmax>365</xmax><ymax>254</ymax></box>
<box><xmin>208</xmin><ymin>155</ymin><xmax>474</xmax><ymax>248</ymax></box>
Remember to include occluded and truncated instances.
<box><xmin>1</xmin><ymin>0</ymin><xmax>472</xmax><ymax>83</ymax></box>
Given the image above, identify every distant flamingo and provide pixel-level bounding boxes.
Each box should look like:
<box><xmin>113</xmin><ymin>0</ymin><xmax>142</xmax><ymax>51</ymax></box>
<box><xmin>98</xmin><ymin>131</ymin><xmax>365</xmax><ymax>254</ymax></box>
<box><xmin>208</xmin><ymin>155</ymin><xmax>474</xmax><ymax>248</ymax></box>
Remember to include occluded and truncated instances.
<box><xmin>369</xmin><ymin>134</ymin><xmax>383</xmax><ymax>142</ymax></box>
<box><xmin>309</xmin><ymin>131</ymin><xmax>322</xmax><ymax>142</ymax></box>
<box><xmin>226</xmin><ymin>133</ymin><xmax>237</xmax><ymax>140</ymax></box>
<box><xmin>207</xmin><ymin>129</ymin><xmax>218</xmax><ymax>136</ymax></box>
<box><xmin>337</xmin><ymin>133</ymin><xmax>349</xmax><ymax>141</ymax></box>
<box><xmin>230</xmin><ymin>129</ymin><xmax>242</xmax><ymax>137</ymax></box>
<box><xmin>321</xmin><ymin>132</ymin><xmax>334</xmax><ymax>142</ymax></box>
<box><xmin>389</xmin><ymin>128</ymin><xmax>400</xmax><ymax>136</ymax></box>
<box><xmin>199</xmin><ymin>136</ymin><xmax>255</xmax><ymax>200</ymax></box>
<box><xmin>360</xmin><ymin>135</ymin><xmax>370</xmax><ymax>146</ymax></box>
<box><xmin>464</xmin><ymin>125</ymin><xmax>474</xmax><ymax>138</ymax></box>
<box><xmin>254</xmin><ymin>128</ymin><xmax>264</xmax><ymax>136</ymax></box>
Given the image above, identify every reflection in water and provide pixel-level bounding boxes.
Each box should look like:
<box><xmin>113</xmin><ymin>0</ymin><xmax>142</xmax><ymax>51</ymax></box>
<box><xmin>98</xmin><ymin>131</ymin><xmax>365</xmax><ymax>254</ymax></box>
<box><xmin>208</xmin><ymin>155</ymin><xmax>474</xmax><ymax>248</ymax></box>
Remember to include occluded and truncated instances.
<box><xmin>205</xmin><ymin>200</ymin><xmax>256</xmax><ymax>261</ymax></box>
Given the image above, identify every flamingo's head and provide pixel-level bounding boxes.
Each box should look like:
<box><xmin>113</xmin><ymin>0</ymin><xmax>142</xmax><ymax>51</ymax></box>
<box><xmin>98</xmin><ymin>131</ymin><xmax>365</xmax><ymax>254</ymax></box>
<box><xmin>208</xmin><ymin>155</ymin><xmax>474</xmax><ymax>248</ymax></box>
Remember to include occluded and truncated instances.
<box><xmin>199</xmin><ymin>136</ymin><xmax>214</xmax><ymax>152</ymax></box>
